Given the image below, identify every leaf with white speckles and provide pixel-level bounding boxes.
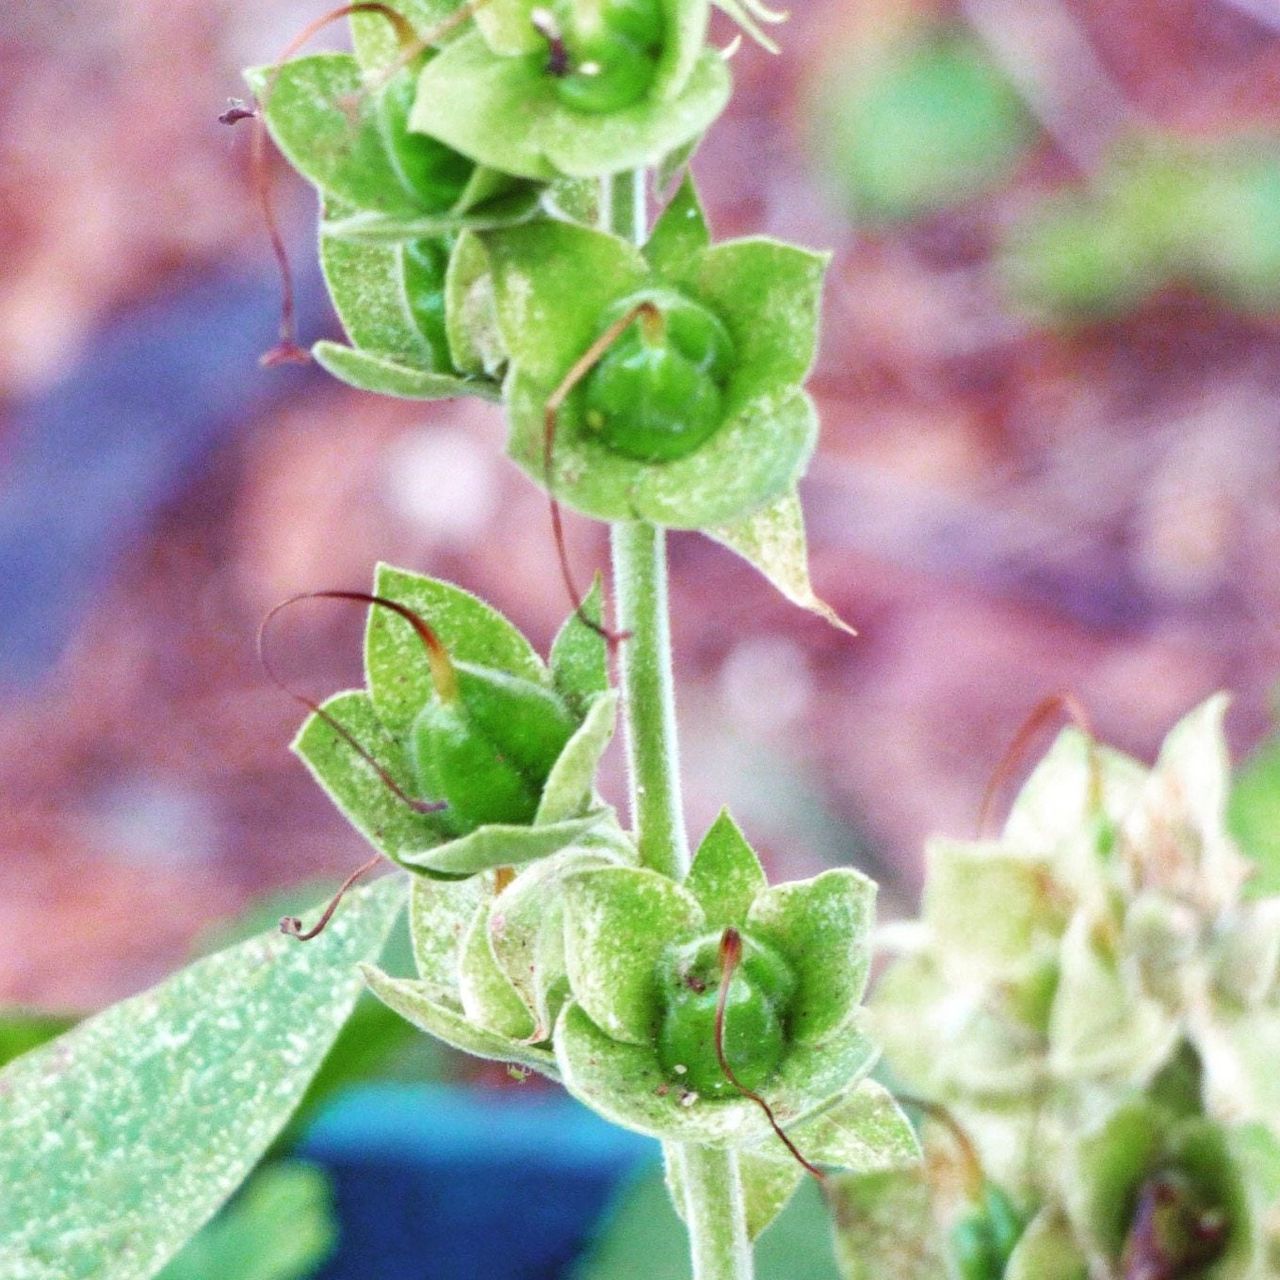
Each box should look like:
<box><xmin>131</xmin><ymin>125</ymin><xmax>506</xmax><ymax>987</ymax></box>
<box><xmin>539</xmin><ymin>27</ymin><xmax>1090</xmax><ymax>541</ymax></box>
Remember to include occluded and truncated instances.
<box><xmin>535</xmin><ymin>692</ymin><xmax>618</xmax><ymax>824</ymax></box>
<box><xmin>0</xmin><ymin>876</ymin><xmax>404</xmax><ymax>1280</ymax></box>
<box><xmin>709</xmin><ymin>488</ymin><xmax>856</xmax><ymax>633</ymax></box>
<box><xmin>312</xmin><ymin>342</ymin><xmax>501</xmax><ymax>402</ymax></box>
<box><xmin>684</xmin><ymin>809</ymin><xmax>767</xmax><ymax>931</ymax></box>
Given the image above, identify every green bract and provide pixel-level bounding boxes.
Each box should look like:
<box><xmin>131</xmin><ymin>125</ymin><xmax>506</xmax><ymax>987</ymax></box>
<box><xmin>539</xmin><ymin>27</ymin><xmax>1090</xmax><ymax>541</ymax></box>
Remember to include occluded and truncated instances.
<box><xmin>549</xmin><ymin>811</ymin><xmax>917</xmax><ymax>1233</ymax></box>
<box><xmin>409</xmin><ymin>0</ymin><xmax>729</xmax><ymax>180</ymax></box>
<box><xmin>834</xmin><ymin>695</ymin><xmax>1280</xmax><ymax>1278</ymax></box>
<box><xmin>293</xmin><ymin>565</ymin><xmax>617</xmax><ymax>878</ymax></box>
<box><xmin>246</xmin><ymin>46</ymin><xmax>535</xmax><ymax>401</ymax></box>
<box><xmin>482</xmin><ymin>177</ymin><xmax>827</xmax><ymax>526</ymax></box>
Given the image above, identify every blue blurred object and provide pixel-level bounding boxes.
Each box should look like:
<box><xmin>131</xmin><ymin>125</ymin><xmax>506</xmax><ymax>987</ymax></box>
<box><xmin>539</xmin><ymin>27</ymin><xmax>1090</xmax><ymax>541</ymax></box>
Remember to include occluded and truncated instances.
<box><xmin>297</xmin><ymin>1083</ymin><xmax>656</xmax><ymax>1280</ymax></box>
<box><xmin>0</xmin><ymin>256</ymin><xmax>327</xmax><ymax>688</ymax></box>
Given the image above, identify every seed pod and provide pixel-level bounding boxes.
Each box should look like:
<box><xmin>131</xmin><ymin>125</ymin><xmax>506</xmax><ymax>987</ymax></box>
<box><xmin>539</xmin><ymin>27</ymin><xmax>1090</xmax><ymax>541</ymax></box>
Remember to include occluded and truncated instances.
<box><xmin>541</xmin><ymin>0</ymin><xmax>665</xmax><ymax>114</ymax></box>
<box><xmin>581</xmin><ymin>292</ymin><xmax>736</xmax><ymax>462</ymax></box>
<box><xmin>655</xmin><ymin>931</ymin><xmax>794</xmax><ymax>1097</ymax></box>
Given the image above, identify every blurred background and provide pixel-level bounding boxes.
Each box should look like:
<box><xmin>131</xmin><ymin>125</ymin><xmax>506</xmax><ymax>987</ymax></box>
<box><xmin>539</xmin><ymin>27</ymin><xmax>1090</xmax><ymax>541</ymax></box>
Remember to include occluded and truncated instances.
<box><xmin>4</xmin><ymin>0</ymin><xmax>1280</xmax><ymax>1274</ymax></box>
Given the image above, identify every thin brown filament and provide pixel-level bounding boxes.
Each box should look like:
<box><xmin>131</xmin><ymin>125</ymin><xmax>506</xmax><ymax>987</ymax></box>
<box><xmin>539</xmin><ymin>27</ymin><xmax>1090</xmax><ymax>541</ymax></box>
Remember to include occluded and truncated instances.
<box><xmin>976</xmin><ymin>692</ymin><xmax>1100</xmax><ymax>838</ymax></box>
<box><xmin>250</xmin><ymin>3</ymin><xmax>422</xmax><ymax>367</ymax></box>
<box><xmin>281</xmin><ymin>854</ymin><xmax>382</xmax><ymax>940</ymax></box>
<box><xmin>364</xmin><ymin>0</ymin><xmax>497</xmax><ymax>95</ymax></box>
<box><xmin>542</xmin><ymin>302</ymin><xmax>664</xmax><ymax>649</ymax></box>
<box><xmin>257</xmin><ymin>591</ymin><xmax>452</xmax><ymax>816</ymax></box>
<box><xmin>891</xmin><ymin>1092</ymin><xmax>986</xmax><ymax>1201</ymax></box>
<box><xmin>713</xmin><ymin>928</ymin><xmax>826</xmax><ymax>1183</ymax></box>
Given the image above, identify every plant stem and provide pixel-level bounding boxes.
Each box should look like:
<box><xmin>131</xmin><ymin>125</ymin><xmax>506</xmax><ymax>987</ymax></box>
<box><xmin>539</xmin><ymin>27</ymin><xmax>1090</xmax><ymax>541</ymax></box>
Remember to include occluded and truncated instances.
<box><xmin>673</xmin><ymin>1144</ymin><xmax>754</xmax><ymax>1280</ymax></box>
<box><xmin>604</xmin><ymin>170</ymin><xmax>754</xmax><ymax>1280</ymax></box>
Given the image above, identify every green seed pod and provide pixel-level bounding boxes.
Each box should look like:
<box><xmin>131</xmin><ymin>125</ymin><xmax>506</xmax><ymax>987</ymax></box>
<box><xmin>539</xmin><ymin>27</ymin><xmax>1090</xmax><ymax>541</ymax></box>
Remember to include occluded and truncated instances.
<box><xmin>546</xmin><ymin>0</ymin><xmax>664</xmax><ymax>114</ymax></box>
<box><xmin>377</xmin><ymin>64</ymin><xmax>474</xmax><ymax>209</ymax></box>
<box><xmin>402</xmin><ymin>236</ymin><xmax>453</xmax><ymax>369</ymax></box>
<box><xmin>409</xmin><ymin>661</ymin><xmax>578</xmax><ymax>837</ymax></box>
<box><xmin>581</xmin><ymin>292</ymin><xmax>736</xmax><ymax>462</ymax></box>
<box><xmin>655</xmin><ymin>931</ymin><xmax>794</xmax><ymax>1098</ymax></box>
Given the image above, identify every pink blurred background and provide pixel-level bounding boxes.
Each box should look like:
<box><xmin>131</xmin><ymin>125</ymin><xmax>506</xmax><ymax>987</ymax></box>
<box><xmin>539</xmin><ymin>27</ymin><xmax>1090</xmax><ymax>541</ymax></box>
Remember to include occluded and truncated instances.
<box><xmin>3</xmin><ymin>0</ymin><xmax>1280</xmax><ymax>1010</ymax></box>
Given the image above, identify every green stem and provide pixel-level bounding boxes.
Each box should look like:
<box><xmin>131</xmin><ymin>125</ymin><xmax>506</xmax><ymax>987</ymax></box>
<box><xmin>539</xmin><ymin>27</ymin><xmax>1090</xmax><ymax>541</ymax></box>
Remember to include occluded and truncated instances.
<box><xmin>603</xmin><ymin>171</ymin><xmax>753</xmax><ymax>1280</ymax></box>
<box><xmin>673</xmin><ymin>1144</ymin><xmax>754</xmax><ymax>1280</ymax></box>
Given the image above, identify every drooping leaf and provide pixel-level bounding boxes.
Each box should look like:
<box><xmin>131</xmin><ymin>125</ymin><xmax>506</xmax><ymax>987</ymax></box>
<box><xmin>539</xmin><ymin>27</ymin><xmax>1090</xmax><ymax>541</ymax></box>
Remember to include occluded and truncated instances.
<box><xmin>708</xmin><ymin>488</ymin><xmax>855</xmax><ymax>632</ymax></box>
<box><xmin>683</xmin><ymin>809</ymin><xmax>767</xmax><ymax>931</ymax></box>
<box><xmin>0</xmin><ymin>877</ymin><xmax>404</xmax><ymax>1280</ymax></box>
<box><xmin>398</xmin><ymin>812</ymin><xmax>610</xmax><ymax>876</ymax></box>
<box><xmin>312</xmin><ymin>341</ymin><xmax>500</xmax><ymax>401</ymax></box>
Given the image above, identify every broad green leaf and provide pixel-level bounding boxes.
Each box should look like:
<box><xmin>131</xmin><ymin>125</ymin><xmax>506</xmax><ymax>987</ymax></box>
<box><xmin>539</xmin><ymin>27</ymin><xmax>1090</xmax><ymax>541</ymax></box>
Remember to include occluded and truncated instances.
<box><xmin>157</xmin><ymin>1162</ymin><xmax>336</xmax><ymax>1280</ymax></box>
<box><xmin>411</xmin><ymin>33</ymin><xmax>730</xmax><ymax>181</ymax></box>
<box><xmin>483</xmin><ymin>218</ymin><xmax>649</xmax><ymax>380</ymax></box>
<box><xmin>488</xmin><ymin>844</ymin><xmax>629</xmax><ymax>1038</ymax></box>
<box><xmin>398</xmin><ymin>811</ymin><xmax>609</xmax><ymax>875</ymax></box>
<box><xmin>0</xmin><ymin>877</ymin><xmax>403</xmax><ymax>1280</ymax></box>
<box><xmin>506</xmin><ymin>371</ymin><xmax>817</xmax><ymax>527</ymax></box>
<box><xmin>828</xmin><ymin>1166</ymin><xmax>947</xmax><ymax>1280</ymax></box>
<box><xmin>684</xmin><ymin>809</ymin><xmax>767</xmax><ymax>930</ymax></box>
<box><xmin>535</xmin><ymin>692</ymin><xmax>619</xmax><ymax>824</ymax></box>
<box><xmin>312</xmin><ymin>341</ymin><xmax>500</xmax><ymax>401</ymax></box>
<box><xmin>644</xmin><ymin>174</ymin><xmax>711</xmax><ymax>278</ymax></box>
<box><xmin>458</xmin><ymin>904</ymin><xmax>537</xmax><ymax>1039</ymax></box>
<box><xmin>555</xmin><ymin>1000</ymin><xmax>877</xmax><ymax>1145</ymax></box>
<box><xmin>1229</xmin><ymin>732</ymin><xmax>1280</xmax><ymax>898</ymax></box>
<box><xmin>366</xmin><ymin>564</ymin><xmax>547</xmax><ymax>736</ymax></box>
<box><xmin>563</xmin><ymin>866</ymin><xmax>705</xmax><ymax>1044</ymax></box>
<box><xmin>361</xmin><ymin>964</ymin><xmax>560</xmax><ymax>1077</ymax></box>
<box><xmin>293</xmin><ymin>689</ymin><xmax>446</xmax><ymax>864</ymax></box>
<box><xmin>1004</xmin><ymin>1209</ymin><xmax>1088</xmax><ymax>1280</ymax></box>
<box><xmin>708</xmin><ymin>488</ymin><xmax>855</xmax><ymax>633</ymax></box>
<box><xmin>747</xmin><ymin>868</ymin><xmax>876</xmax><ymax>1043</ymax></box>
<box><xmin>319</xmin><ymin>231</ymin><xmax>433</xmax><ymax>365</ymax></box>
<box><xmin>781</xmin><ymin>1081</ymin><xmax>920</xmax><ymax>1174</ymax></box>
<box><xmin>922</xmin><ymin>838</ymin><xmax>1061</xmax><ymax>979</ymax></box>
<box><xmin>247</xmin><ymin>56</ymin><xmax>422</xmax><ymax>218</ymax></box>
<box><xmin>549</xmin><ymin>578</ymin><xmax>610</xmax><ymax>714</ymax></box>
<box><xmin>410</xmin><ymin>872</ymin><xmax>491</xmax><ymax>998</ymax></box>
<box><xmin>445</xmin><ymin>230</ymin><xmax>506</xmax><ymax>377</ymax></box>
<box><xmin>676</xmin><ymin>237</ymin><xmax>828</xmax><ymax>406</ymax></box>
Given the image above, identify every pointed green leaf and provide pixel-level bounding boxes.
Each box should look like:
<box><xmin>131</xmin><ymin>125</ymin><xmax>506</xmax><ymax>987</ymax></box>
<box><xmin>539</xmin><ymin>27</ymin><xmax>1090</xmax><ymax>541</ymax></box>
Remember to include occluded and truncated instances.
<box><xmin>563</xmin><ymin>866</ymin><xmax>705</xmax><ymax>1044</ymax></box>
<box><xmin>483</xmin><ymin>218</ymin><xmax>650</xmax><ymax>379</ymax></box>
<box><xmin>0</xmin><ymin>877</ymin><xmax>403</xmax><ymax>1280</ymax></box>
<box><xmin>644</xmin><ymin>174</ymin><xmax>711</xmax><ymax>277</ymax></box>
<box><xmin>293</xmin><ymin>689</ymin><xmax>445</xmax><ymax>863</ymax></box>
<box><xmin>319</xmin><ymin>231</ymin><xmax>433</xmax><ymax>366</ymax></box>
<box><xmin>747</xmin><ymin>868</ymin><xmax>876</xmax><ymax>1043</ymax></box>
<box><xmin>535</xmin><ymin>692</ymin><xmax>619</xmax><ymax>824</ymax></box>
<box><xmin>708</xmin><ymin>489</ymin><xmax>855</xmax><ymax>632</ymax></box>
<box><xmin>828</xmin><ymin>1166</ymin><xmax>947</xmax><ymax>1280</ymax></box>
<box><xmin>677</xmin><ymin>237</ymin><xmax>827</xmax><ymax>404</ymax></box>
<box><xmin>555</xmin><ymin>1000</ymin><xmax>877</xmax><ymax>1145</ymax></box>
<box><xmin>312</xmin><ymin>341</ymin><xmax>500</xmax><ymax>401</ymax></box>
<box><xmin>365</xmin><ymin>563</ymin><xmax>547</xmax><ymax>736</ymax></box>
<box><xmin>1004</xmin><ymin>1209</ymin><xmax>1088</xmax><ymax>1280</ymax></box>
<box><xmin>409</xmin><ymin>872</ymin><xmax>491</xmax><ymax>999</ymax></box>
<box><xmin>319</xmin><ymin>186</ymin><xmax>540</xmax><ymax>241</ymax></box>
<box><xmin>550</xmin><ymin>578</ymin><xmax>610</xmax><ymax>714</ymax></box>
<box><xmin>398</xmin><ymin>812</ymin><xmax>608</xmax><ymax>875</ymax></box>
<box><xmin>779</xmin><ymin>1080</ymin><xmax>920</xmax><ymax>1174</ymax></box>
<box><xmin>411</xmin><ymin>34</ymin><xmax>731</xmax><ymax>181</ymax></box>
<box><xmin>247</xmin><ymin>56</ymin><xmax>421</xmax><ymax>218</ymax></box>
<box><xmin>489</xmin><ymin>845</ymin><xmax>629</xmax><ymax>1039</ymax></box>
<box><xmin>458</xmin><ymin>905</ymin><xmax>537</xmax><ymax>1039</ymax></box>
<box><xmin>684</xmin><ymin>809</ymin><xmax>767</xmax><ymax>930</ymax></box>
<box><xmin>362</xmin><ymin>964</ymin><xmax>560</xmax><ymax>1077</ymax></box>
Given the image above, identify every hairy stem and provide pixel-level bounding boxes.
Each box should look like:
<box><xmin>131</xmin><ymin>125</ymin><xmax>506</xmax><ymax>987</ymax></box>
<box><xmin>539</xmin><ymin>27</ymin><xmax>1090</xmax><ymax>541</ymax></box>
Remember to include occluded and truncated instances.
<box><xmin>604</xmin><ymin>170</ymin><xmax>753</xmax><ymax>1280</ymax></box>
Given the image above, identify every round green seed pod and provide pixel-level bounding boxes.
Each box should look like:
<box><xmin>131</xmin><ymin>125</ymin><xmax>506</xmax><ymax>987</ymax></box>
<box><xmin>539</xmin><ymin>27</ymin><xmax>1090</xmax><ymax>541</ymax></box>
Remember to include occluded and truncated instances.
<box><xmin>378</xmin><ymin>65</ymin><xmax>474</xmax><ymax>209</ymax></box>
<box><xmin>408</xmin><ymin>663</ymin><xmax>577</xmax><ymax>836</ymax></box>
<box><xmin>547</xmin><ymin>0</ymin><xmax>663</xmax><ymax>114</ymax></box>
<box><xmin>655</xmin><ymin>932</ymin><xmax>794</xmax><ymax>1098</ymax></box>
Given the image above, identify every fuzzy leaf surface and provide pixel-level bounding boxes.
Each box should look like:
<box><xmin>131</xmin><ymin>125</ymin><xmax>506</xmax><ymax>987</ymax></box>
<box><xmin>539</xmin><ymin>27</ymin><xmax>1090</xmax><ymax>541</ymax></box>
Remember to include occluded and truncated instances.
<box><xmin>683</xmin><ymin>809</ymin><xmax>767</xmax><ymax>931</ymax></box>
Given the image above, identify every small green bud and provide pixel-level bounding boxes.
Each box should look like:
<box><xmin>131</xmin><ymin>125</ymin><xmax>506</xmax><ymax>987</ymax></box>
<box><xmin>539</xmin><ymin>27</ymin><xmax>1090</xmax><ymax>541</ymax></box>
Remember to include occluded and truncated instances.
<box><xmin>581</xmin><ymin>292</ymin><xmax>736</xmax><ymax>462</ymax></box>
<box><xmin>655</xmin><ymin>931</ymin><xmax>793</xmax><ymax>1098</ymax></box>
<box><xmin>378</xmin><ymin>65</ymin><xmax>473</xmax><ymax>209</ymax></box>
